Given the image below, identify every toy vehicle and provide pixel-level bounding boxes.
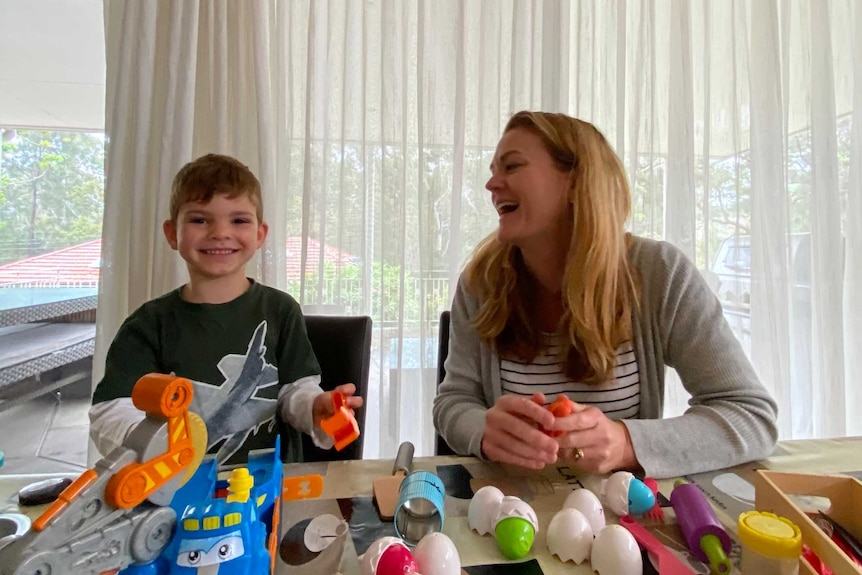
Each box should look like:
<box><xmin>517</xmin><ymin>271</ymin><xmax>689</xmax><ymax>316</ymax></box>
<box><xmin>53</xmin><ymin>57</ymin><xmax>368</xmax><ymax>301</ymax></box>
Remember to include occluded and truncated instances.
<box><xmin>122</xmin><ymin>438</ymin><xmax>283</xmax><ymax>575</ymax></box>
<box><xmin>0</xmin><ymin>374</ymin><xmax>202</xmax><ymax>575</ymax></box>
<box><xmin>0</xmin><ymin>373</ymin><xmax>285</xmax><ymax>575</ymax></box>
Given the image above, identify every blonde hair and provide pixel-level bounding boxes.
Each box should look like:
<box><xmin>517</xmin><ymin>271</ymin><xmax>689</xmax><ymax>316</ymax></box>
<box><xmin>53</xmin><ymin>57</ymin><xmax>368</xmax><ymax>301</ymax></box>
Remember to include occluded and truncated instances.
<box><xmin>169</xmin><ymin>154</ymin><xmax>263</xmax><ymax>222</ymax></box>
<box><xmin>465</xmin><ymin>111</ymin><xmax>638</xmax><ymax>384</ymax></box>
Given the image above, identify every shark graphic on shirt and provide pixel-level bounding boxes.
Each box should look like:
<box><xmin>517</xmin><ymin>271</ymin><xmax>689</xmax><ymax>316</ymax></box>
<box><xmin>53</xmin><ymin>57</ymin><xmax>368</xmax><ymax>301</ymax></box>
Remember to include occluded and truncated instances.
<box><xmin>187</xmin><ymin>320</ymin><xmax>279</xmax><ymax>463</ymax></box>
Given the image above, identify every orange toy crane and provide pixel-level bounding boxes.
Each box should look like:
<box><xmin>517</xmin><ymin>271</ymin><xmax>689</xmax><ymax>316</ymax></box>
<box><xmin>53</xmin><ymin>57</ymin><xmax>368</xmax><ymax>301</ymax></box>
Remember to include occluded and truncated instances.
<box><xmin>104</xmin><ymin>374</ymin><xmax>197</xmax><ymax>509</ymax></box>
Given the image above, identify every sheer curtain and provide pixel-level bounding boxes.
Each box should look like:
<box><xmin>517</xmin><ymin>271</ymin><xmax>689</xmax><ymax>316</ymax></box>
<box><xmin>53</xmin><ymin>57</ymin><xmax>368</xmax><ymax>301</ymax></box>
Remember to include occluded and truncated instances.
<box><xmin>98</xmin><ymin>0</ymin><xmax>860</xmax><ymax>461</ymax></box>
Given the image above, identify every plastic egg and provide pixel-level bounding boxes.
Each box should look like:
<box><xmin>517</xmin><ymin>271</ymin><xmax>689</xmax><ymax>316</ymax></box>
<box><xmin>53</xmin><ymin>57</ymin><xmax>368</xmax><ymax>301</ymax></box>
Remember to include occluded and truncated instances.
<box><xmin>626</xmin><ymin>477</ymin><xmax>656</xmax><ymax>515</ymax></box>
<box><xmin>591</xmin><ymin>524</ymin><xmax>643</xmax><ymax>575</ymax></box>
<box><xmin>546</xmin><ymin>508</ymin><xmax>593</xmax><ymax>564</ymax></box>
<box><xmin>494</xmin><ymin>517</ymin><xmax>535</xmax><ymax>560</ymax></box>
<box><xmin>377</xmin><ymin>545</ymin><xmax>418</xmax><ymax>575</ymax></box>
<box><xmin>468</xmin><ymin>485</ymin><xmax>504</xmax><ymax>535</ymax></box>
<box><xmin>492</xmin><ymin>497</ymin><xmax>538</xmax><ymax>560</ymax></box>
<box><xmin>602</xmin><ymin>471</ymin><xmax>656</xmax><ymax>516</ymax></box>
<box><xmin>563</xmin><ymin>488</ymin><xmax>606</xmax><ymax>535</ymax></box>
<box><xmin>492</xmin><ymin>496</ymin><xmax>538</xmax><ymax>532</ymax></box>
<box><xmin>413</xmin><ymin>532</ymin><xmax>461</xmax><ymax>575</ymax></box>
<box><xmin>359</xmin><ymin>536</ymin><xmax>417</xmax><ymax>575</ymax></box>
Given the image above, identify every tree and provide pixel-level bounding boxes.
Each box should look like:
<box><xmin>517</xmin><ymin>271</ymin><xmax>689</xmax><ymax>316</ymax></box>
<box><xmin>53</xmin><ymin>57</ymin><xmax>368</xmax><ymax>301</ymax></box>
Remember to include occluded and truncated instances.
<box><xmin>0</xmin><ymin>130</ymin><xmax>105</xmax><ymax>264</ymax></box>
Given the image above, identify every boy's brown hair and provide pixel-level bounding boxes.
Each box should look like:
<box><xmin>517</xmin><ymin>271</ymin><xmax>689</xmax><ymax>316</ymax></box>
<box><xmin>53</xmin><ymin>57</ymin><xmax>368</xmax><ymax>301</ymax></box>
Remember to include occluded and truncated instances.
<box><xmin>169</xmin><ymin>154</ymin><xmax>263</xmax><ymax>222</ymax></box>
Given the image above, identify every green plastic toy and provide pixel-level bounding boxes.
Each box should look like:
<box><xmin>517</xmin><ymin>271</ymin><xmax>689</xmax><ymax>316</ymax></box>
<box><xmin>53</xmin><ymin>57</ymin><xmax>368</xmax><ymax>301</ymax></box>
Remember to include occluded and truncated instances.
<box><xmin>494</xmin><ymin>516</ymin><xmax>535</xmax><ymax>560</ymax></box>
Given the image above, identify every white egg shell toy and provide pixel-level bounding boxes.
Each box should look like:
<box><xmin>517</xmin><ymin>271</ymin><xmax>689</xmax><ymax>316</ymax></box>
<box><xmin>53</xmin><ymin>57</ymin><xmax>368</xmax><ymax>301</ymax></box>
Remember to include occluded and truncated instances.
<box><xmin>413</xmin><ymin>532</ymin><xmax>461</xmax><ymax>575</ymax></box>
<box><xmin>546</xmin><ymin>508</ymin><xmax>593</xmax><ymax>564</ymax></box>
<box><xmin>492</xmin><ymin>496</ymin><xmax>539</xmax><ymax>532</ymax></box>
<box><xmin>591</xmin><ymin>524</ymin><xmax>643</xmax><ymax>575</ymax></box>
<box><xmin>358</xmin><ymin>536</ymin><xmax>409</xmax><ymax>575</ymax></box>
<box><xmin>468</xmin><ymin>485</ymin><xmax>505</xmax><ymax>535</ymax></box>
<box><xmin>601</xmin><ymin>471</ymin><xmax>656</xmax><ymax>517</ymax></box>
<box><xmin>562</xmin><ymin>488</ymin><xmax>606</xmax><ymax>535</ymax></box>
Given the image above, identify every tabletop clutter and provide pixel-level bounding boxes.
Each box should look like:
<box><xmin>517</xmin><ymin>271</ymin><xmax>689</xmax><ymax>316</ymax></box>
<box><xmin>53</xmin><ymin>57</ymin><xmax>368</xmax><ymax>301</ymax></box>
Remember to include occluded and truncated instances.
<box><xmin>362</xmin><ymin>464</ymin><xmax>855</xmax><ymax>575</ymax></box>
<box><xmin>1</xmin><ymin>373</ymin><xmax>861</xmax><ymax>574</ymax></box>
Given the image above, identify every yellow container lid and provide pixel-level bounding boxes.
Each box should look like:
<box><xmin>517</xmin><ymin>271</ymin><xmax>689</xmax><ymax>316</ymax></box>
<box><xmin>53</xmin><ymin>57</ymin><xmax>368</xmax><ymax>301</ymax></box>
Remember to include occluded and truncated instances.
<box><xmin>738</xmin><ymin>511</ymin><xmax>802</xmax><ymax>559</ymax></box>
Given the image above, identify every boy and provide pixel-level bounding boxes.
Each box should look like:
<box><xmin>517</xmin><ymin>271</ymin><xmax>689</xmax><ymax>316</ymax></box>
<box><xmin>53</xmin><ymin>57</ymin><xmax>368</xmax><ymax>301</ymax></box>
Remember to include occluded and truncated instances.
<box><xmin>89</xmin><ymin>153</ymin><xmax>361</xmax><ymax>464</ymax></box>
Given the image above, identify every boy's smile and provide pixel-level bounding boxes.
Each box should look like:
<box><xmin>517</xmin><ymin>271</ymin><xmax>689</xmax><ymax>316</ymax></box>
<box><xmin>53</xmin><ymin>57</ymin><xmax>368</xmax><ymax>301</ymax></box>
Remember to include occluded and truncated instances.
<box><xmin>163</xmin><ymin>193</ymin><xmax>268</xmax><ymax>293</ymax></box>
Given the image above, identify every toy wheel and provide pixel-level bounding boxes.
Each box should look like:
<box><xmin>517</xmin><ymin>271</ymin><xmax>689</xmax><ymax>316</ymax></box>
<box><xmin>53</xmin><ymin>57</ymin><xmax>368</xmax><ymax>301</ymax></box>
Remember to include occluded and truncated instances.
<box><xmin>129</xmin><ymin>507</ymin><xmax>176</xmax><ymax>563</ymax></box>
<box><xmin>14</xmin><ymin>550</ymin><xmax>60</xmax><ymax>575</ymax></box>
<box><xmin>106</xmin><ymin>464</ymin><xmax>148</xmax><ymax>509</ymax></box>
<box><xmin>132</xmin><ymin>374</ymin><xmax>193</xmax><ymax>417</ymax></box>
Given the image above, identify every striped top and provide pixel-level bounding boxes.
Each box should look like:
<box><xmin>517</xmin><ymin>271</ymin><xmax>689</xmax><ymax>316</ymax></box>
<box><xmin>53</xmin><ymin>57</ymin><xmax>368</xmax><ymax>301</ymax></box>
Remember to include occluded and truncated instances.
<box><xmin>500</xmin><ymin>334</ymin><xmax>641</xmax><ymax>420</ymax></box>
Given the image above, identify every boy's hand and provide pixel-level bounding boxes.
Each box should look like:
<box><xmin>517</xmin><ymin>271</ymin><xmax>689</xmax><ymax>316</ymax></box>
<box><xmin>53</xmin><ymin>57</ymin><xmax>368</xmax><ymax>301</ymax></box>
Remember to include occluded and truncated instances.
<box><xmin>312</xmin><ymin>383</ymin><xmax>364</xmax><ymax>427</ymax></box>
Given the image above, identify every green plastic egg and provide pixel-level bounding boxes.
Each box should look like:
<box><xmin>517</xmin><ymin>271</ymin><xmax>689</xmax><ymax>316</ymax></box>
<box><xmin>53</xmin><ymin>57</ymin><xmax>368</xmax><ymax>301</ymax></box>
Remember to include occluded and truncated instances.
<box><xmin>494</xmin><ymin>516</ymin><xmax>535</xmax><ymax>560</ymax></box>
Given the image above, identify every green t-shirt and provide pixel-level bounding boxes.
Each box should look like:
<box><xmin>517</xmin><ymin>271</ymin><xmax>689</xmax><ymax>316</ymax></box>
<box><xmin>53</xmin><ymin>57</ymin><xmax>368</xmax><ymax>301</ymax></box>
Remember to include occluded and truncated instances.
<box><xmin>92</xmin><ymin>280</ymin><xmax>320</xmax><ymax>464</ymax></box>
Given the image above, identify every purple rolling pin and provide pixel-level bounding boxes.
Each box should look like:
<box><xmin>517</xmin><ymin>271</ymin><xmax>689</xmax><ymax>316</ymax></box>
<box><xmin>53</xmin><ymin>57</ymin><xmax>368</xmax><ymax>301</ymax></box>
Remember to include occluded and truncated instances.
<box><xmin>670</xmin><ymin>480</ymin><xmax>733</xmax><ymax>574</ymax></box>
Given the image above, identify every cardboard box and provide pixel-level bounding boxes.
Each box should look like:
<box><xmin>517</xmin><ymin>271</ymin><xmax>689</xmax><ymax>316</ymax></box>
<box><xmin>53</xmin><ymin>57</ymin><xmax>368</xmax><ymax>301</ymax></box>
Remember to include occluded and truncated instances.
<box><xmin>754</xmin><ymin>470</ymin><xmax>862</xmax><ymax>575</ymax></box>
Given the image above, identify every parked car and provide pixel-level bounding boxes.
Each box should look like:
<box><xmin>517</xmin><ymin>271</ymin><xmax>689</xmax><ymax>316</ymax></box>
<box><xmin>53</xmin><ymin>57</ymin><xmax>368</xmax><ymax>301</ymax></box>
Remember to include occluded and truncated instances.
<box><xmin>710</xmin><ymin>233</ymin><xmax>813</xmax><ymax>309</ymax></box>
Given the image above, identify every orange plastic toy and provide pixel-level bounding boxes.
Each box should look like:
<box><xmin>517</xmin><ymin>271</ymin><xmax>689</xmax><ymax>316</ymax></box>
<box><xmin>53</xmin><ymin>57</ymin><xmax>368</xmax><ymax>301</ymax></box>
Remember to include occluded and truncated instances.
<box><xmin>544</xmin><ymin>395</ymin><xmax>576</xmax><ymax>437</ymax></box>
<box><xmin>104</xmin><ymin>374</ymin><xmax>197</xmax><ymax>508</ymax></box>
<box><xmin>283</xmin><ymin>474</ymin><xmax>325</xmax><ymax>500</ymax></box>
<box><xmin>320</xmin><ymin>392</ymin><xmax>360</xmax><ymax>451</ymax></box>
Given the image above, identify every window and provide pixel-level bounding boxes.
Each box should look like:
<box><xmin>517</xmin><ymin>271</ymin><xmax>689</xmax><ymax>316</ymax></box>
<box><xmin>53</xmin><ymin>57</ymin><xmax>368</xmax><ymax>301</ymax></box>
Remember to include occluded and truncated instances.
<box><xmin>0</xmin><ymin>128</ymin><xmax>104</xmax><ymax>474</ymax></box>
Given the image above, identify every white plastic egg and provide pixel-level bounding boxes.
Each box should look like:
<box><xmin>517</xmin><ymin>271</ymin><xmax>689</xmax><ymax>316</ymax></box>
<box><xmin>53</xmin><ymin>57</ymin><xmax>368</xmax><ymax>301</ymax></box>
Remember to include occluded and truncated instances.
<box><xmin>591</xmin><ymin>524</ymin><xmax>643</xmax><ymax>575</ymax></box>
<box><xmin>562</xmin><ymin>488</ymin><xmax>606</xmax><ymax>535</ymax></box>
<box><xmin>492</xmin><ymin>496</ymin><xmax>539</xmax><ymax>532</ymax></box>
<box><xmin>602</xmin><ymin>471</ymin><xmax>634</xmax><ymax>516</ymax></box>
<box><xmin>358</xmin><ymin>536</ymin><xmax>408</xmax><ymax>575</ymax></box>
<box><xmin>468</xmin><ymin>485</ymin><xmax>505</xmax><ymax>535</ymax></box>
<box><xmin>413</xmin><ymin>532</ymin><xmax>461</xmax><ymax>575</ymax></box>
<box><xmin>546</xmin><ymin>508</ymin><xmax>593</xmax><ymax>564</ymax></box>
<box><xmin>601</xmin><ymin>471</ymin><xmax>655</xmax><ymax>517</ymax></box>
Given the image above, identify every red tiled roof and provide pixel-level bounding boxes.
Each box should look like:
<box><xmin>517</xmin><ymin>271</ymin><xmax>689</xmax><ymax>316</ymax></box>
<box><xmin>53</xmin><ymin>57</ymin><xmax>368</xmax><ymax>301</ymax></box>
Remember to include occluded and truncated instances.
<box><xmin>0</xmin><ymin>238</ymin><xmax>354</xmax><ymax>287</ymax></box>
<box><xmin>0</xmin><ymin>239</ymin><xmax>101</xmax><ymax>287</ymax></box>
<box><xmin>284</xmin><ymin>236</ymin><xmax>356</xmax><ymax>279</ymax></box>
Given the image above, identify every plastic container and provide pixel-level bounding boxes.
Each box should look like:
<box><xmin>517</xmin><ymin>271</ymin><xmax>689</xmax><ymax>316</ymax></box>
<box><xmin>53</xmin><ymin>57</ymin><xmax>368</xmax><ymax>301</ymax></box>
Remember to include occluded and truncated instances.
<box><xmin>739</xmin><ymin>510</ymin><xmax>802</xmax><ymax>575</ymax></box>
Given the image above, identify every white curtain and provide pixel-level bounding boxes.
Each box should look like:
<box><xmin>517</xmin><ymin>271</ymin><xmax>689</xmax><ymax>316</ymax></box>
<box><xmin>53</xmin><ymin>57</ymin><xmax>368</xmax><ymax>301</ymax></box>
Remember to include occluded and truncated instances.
<box><xmin>98</xmin><ymin>0</ymin><xmax>861</xmax><ymax>460</ymax></box>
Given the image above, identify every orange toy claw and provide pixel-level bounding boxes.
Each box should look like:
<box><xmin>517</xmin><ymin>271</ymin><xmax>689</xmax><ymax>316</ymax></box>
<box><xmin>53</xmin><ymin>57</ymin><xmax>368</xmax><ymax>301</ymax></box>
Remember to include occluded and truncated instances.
<box><xmin>320</xmin><ymin>392</ymin><xmax>360</xmax><ymax>451</ymax></box>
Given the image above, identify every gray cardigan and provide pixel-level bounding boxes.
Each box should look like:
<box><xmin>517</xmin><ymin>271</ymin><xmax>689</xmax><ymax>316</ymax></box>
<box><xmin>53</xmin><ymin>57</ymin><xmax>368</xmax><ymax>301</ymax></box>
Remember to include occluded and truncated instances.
<box><xmin>432</xmin><ymin>236</ymin><xmax>778</xmax><ymax>478</ymax></box>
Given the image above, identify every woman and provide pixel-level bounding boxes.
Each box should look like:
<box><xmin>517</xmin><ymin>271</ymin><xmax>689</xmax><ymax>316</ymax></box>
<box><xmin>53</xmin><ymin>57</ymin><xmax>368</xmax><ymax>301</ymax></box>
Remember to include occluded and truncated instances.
<box><xmin>432</xmin><ymin>111</ymin><xmax>777</xmax><ymax>478</ymax></box>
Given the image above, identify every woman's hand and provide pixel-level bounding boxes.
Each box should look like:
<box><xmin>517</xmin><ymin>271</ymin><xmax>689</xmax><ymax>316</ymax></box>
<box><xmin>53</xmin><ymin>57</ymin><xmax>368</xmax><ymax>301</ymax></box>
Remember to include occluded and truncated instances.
<box><xmin>547</xmin><ymin>403</ymin><xmax>639</xmax><ymax>474</ymax></box>
<box><xmin>313</xmin><ymin>383</ymin><xmax>364</xmax><ymax>427</ymax></box>
<box><xmin>481</xmin><ymin>394</ymin><xmax>560</xmax><ymax>469</ymax></box>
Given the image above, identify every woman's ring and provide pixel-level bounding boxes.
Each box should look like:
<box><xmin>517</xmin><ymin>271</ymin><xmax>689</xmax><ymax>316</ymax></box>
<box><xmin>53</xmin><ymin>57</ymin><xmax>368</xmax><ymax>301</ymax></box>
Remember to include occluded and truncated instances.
<box><xmin>573</xmin><ymin>447</ymin><xmax>584</xmax><ymax>461</ymax></box>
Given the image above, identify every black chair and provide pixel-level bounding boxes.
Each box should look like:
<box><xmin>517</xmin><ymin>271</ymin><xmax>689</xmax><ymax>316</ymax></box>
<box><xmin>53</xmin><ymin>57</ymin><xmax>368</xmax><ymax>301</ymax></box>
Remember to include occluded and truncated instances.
<box><xmin>435</xmin><ymin>310</ymin><xmax>458</xmax><ymax>456</ymax></box>
<box><xmin>294</xmin><ymin>314</ymin><xmax>372</xmax><ymax>462</ymax></box>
